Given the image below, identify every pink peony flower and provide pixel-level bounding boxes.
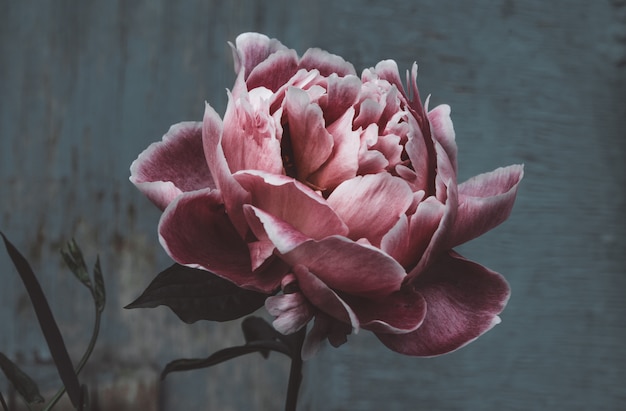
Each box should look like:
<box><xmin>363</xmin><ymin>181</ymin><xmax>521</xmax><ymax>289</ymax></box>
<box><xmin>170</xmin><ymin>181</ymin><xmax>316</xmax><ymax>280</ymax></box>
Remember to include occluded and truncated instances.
<box><xmin>130</xmin><ymin>32</ymin><xmax>523</xmax><ymax>358</ymax></box>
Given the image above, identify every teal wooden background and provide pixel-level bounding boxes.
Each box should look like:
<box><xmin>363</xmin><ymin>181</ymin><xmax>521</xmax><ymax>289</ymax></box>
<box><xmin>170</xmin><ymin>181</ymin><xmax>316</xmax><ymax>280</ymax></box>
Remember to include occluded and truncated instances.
<box><xmin>1</xmin><ymin>1</ymin><xmax>624</xmax><ymax>410</ymax></box>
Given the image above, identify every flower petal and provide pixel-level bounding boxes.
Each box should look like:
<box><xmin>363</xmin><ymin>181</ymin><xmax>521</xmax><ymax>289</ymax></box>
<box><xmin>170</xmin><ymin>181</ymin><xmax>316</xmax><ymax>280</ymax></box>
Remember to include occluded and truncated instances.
<box><xmin>318</xmin><ymin>74</ymin><xmax>361</xmax><ymax>125</ymax></box>
<box><xmin>428</xmin><ymin>104</ymin><xmax>457</xmax><ymax>174</ymax></box>
<box><xmin>202</xmin><ymin>103</ymin><xmax>251</xmax><ymax>237</ymax></box>
<box><xmin>265</xmin><ymin>291</ymin><xmax>314</xmax><ymax>334</ymax></box>
<box><xmin>235</xmin><ymin>171</ymin><xmax>348</xmax><ymax>239</ymax></box>
<box><xmin>381</xmin><ymin>196</ymin><xmax>444</xmax><ymax>269</ymax></box>
<box><xmin>283</xmin><ymin>87</ymin><xmax>335</xmax><ymax>181</ymax></box>
<box><xmin>292</xmin><ymin>264</ymin><xmax>359</xmax><ymax>330</ymax></box>
<box><xmin>308</xmin><ymin>107</ymin><xmax>361</xmax><ymax>190</ymax></box>
<box><xmin>221</xmin><ymin>88</ymin><xmax>283</xmax><ymax>174</ymax></box>
<box><xmin>346</xmin><ymin>288</ymin><xmax>426</xmax><ymax>334</ymax></box>
<box><xmin>298</xmin><ymin>47</ymin><xmax>357</xmax><ymax>77</ymax></box>
<box><xmin>158</xmin><ymin>189</ymin><xmax>282</xmax><ymax>293</ymax></box>
<box><xmin>327</xmin><ymin>173</ymin><xmax>413</xmax><ymax>246</ymax></box>
<box><xmin>130</xmin><ymin>122</ymin><xmax>213</xmax><ymax>210</ymax></box>
<box><xmin>406</xmin><ymin>181</ymin><xmax>458</xmax><ymax>282</ymax></box>
<box><xmin>377</xmin><ymin>251</ymin><xmax>510</xmax><ymax>356</ymax></box>
<box><xmin>246</xmin><ymin>49</ymin><xmax>299</xmax><ymax>92</ymax></box>
<box><xmin>231</xmin><ymin>32</ymin><xmax>288</xmax><ymax>79</ymax></box>
<box><xmin>448</xmin><ymin>165</ymin><xmax>524</xmax><ymax>247</ymax></box>
<box><xmin>285</xmin><ymin>236</ymin><xmax>406</xmax><ymax>298</ymax></box>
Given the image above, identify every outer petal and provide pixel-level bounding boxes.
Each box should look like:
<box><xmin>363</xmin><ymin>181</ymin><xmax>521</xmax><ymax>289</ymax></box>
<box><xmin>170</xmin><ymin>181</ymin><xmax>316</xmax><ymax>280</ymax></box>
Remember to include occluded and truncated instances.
<box><xmin>447</xmin><ymin>165</ymin><xmax>524</xmax><ymax>247</ymax></box>
<box><xmin>345</xmin><ymin>288</ymin><xmax>427</xmax><ymax>334</ymax></box>
<box><xmin>130</xmin><ymin>122</ymin><xmax>213</xmax><ymax>210</ymax></box>
<box><xmin>377</xmin><ymin>251</ymin><xmax>510</xmax><ymax>356</ymax></box>
<box><xmin>158</xmin><ymin>189</ymin><xmax>282</xmax><ymax>293</ymax></box>
<box><xmin>327</xmin><ymin>173</ymin><xmax>413</xmax><ymax>246</ymax></box>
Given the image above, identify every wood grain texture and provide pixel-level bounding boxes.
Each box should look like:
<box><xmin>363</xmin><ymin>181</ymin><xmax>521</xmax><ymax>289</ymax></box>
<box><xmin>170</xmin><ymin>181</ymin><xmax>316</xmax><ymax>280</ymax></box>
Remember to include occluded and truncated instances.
<box><xmin>1</xmin><ymin>1</ymin><xmax>624</xmax><ymax>410</ymax></box>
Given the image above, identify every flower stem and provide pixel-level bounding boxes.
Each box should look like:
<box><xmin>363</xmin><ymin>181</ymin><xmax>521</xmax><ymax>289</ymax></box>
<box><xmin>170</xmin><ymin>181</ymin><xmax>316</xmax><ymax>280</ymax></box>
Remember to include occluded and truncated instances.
<box><xmin>284</xmin><ymin>327</ymin><xmax>306</xmax><ymax>411</ymax></box>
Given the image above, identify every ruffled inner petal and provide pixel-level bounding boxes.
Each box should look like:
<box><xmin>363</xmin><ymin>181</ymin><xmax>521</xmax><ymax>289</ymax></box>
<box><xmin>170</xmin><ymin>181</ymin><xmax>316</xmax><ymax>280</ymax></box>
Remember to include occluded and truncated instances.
<box><xmin>327</xmin><ymin>173</ymin><xmax>413</xmax><ymax>246</ymax></box>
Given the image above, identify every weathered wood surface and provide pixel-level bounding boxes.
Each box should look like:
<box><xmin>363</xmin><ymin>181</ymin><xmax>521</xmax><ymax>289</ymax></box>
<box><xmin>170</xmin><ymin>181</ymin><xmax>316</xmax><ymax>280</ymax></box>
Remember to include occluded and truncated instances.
<box><xmin>1</xmin><ymin>1</ymin><xmax>624</xmax><ymax>410</ymax></box>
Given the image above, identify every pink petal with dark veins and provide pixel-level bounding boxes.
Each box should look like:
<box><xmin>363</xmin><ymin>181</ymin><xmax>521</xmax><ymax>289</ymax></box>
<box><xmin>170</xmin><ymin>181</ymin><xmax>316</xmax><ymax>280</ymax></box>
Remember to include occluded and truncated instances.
<box><xmin>130</xmin><ymin>122</ymin><xmax>213</xmax><ymax>210</ymax></box>
<box><xmin>376</xmin><ymin>251</ymin><xmax>510</xmax><ymax>356</ymax></box>
<box><xmin>158</xmin><ymin>189</ymin><xmax>282</xmax><ymax>293</ymax></box>
<box><xmin>327</xmin><ymin>173</ymin><xmax>413</xmax><ymax>246</ymax></box>
<box><xmin>298</xmin><ymin>48</ymin><xmax>357</xmax><ymax>77</ymax></box>
<box><xmin>448</xmin><ymin>164</ymin><xmax>524</xmax><ymax>247</ymax></box>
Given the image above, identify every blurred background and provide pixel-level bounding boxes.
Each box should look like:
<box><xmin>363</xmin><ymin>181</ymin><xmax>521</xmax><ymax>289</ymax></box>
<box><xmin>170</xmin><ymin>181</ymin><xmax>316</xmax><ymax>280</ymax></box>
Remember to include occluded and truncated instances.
<box><xmin>1</xmin><ymin>1</ymin><xmax>624</xmax><ymax>410</ymax></box>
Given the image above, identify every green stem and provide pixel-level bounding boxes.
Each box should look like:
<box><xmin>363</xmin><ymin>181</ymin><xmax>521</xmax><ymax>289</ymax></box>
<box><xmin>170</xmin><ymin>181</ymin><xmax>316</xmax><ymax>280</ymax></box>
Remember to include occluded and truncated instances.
<box><xmin>42</xmin><ymin>301</ymin><xmax>101</xmax><ymax>411</ymax></box>
<box><xmin>284</xmin><ymin>327</ymin><xmax>306</xmax><ymax>411</ymax></box>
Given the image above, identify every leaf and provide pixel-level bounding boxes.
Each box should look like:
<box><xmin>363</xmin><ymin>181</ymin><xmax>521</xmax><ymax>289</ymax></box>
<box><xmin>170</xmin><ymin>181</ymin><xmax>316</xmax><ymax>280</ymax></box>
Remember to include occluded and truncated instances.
<box><xmin>0</xmin><ymin>232</ymin><xmax>82</xmax><ymax>408</ymax></box>
<box><xmin>125</xmin><ymin>264</ymin><xmax>270</xmax><ymax>323</ymax></box>
<box><xmin>60</xmin><ymin>238</ymin><xmax>92</xmax><ymax>289</ymax></box>
<box><xmin>92</xmin><ymin>256</ymin><xmax>106</xmax><ymax>313</ymax></box>
<box><xmin>0</xmin><ymin>353</ymin><xmax>45</xmax><ymax>405</ymax></box>
<box><xmin>160</xmin><ymin>340</ymin><xmax>291</xmax><ymax>380</ymax></box>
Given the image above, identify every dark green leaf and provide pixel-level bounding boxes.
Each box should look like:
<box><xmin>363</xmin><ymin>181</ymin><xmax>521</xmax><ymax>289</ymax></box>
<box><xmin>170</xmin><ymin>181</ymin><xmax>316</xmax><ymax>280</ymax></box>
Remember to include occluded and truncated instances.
<box><xmin>1</xmin><ymin>232</ymin><xmax>82</xmax><ymax>408</ymax></box>
<box><xmin>92</xmin><ymin>256</ymin><xmax>106</xmax><ymax>313</ymax></box>
<box><xmin>125</xmin><ymin>264</ymin><xmax>269</xmax><ymax>323</ymax></box>
<box><xmin>60</xmin><ymin>238</ymin><xmax>92</xmax><ymax>289</ymax></box>
<box><xmin>160</xmin><ymin>340</ymin><xmax>291</xmax><ymax>380</ymax></box>
<box><xmin>0</xmin><ymin>353</ymin><xmax>44</xmax><ymax>405</ymax></box>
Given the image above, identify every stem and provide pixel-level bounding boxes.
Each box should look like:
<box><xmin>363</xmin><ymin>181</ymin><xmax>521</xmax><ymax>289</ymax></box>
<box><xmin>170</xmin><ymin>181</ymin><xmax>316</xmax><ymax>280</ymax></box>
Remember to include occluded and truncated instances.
<box><xmin>284</xmin><ymin>327</ymin><xmax>306</xmax><ymax>411</ymax></box>
<box><xmin>42</xmin><ymin>300</ymin><xmax>101</xmax><ymax>411</ymax></box>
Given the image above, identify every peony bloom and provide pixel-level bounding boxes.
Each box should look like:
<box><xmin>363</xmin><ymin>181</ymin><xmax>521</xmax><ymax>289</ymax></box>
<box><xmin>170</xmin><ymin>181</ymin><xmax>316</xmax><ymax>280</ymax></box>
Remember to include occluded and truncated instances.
<box><xmin>131</xmin><ymin>32</ymin><xmax>523</xmax><ymax>358</ymax></box>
